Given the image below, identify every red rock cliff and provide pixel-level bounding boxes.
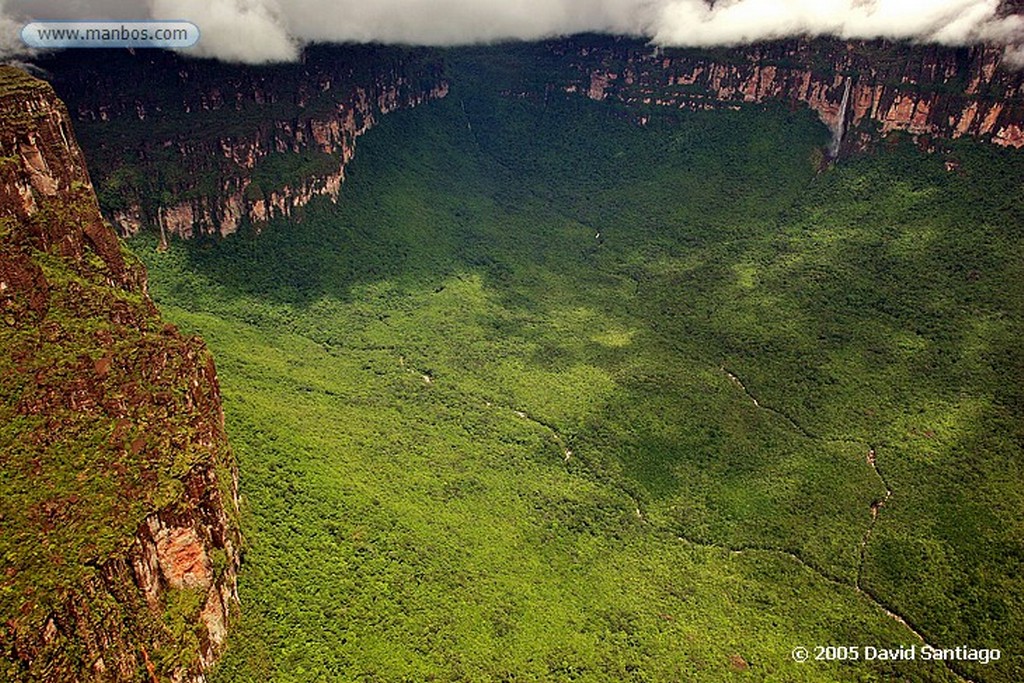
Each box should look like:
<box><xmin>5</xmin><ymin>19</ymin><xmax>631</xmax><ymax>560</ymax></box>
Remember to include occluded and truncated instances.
<box><xmin>42</xmin><ymin>46</ymin><xmax>449</xmax><ymax>241</ymax></box>
<box><xmin>550</xmin><ymin>37</ymin><xmax>1024</xmax><ymax>154</ymax></box>
<box><xmin>40</xmin><ymin>39</ymin><xmax>1024</xmax><ymax>244</ymax></box>
<box><xmin>0</xmin><ymin>66</ymin><xmax>241</xmax><ymax>682</ymax></box>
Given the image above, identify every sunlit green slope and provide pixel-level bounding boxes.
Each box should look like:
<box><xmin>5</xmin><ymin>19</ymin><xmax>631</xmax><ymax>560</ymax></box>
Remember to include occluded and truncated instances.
<box><xmin>134</xmin><ymin>50</ymin><xmax>1023</xmax><ymax>682</ymax></box>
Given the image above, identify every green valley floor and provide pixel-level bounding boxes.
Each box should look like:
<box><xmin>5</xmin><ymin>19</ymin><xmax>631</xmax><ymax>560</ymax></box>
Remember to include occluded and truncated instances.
<box><xmin>134</xmin><ymin>58</ymin><xmax>1024</xmax><ymax>681</ymax></box>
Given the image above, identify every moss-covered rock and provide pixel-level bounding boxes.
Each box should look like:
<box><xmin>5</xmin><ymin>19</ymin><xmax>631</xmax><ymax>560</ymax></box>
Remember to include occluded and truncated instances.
<box><xmin>0</xmin><ymin>66</ymin><xmax>241</xmax><ymax>683</ymax></box>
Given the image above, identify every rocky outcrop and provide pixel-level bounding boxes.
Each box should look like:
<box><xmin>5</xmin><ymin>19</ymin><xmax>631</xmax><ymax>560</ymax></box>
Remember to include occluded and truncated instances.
<box><xmin>551</xmin><ymin>37</ymin><xmax>1024</xmax><ymax>155</ymax></box>
<box><xmin>41</xmin><ymin>46</ymin><xmax>448</xmax><ymax>240</ymax></box>
<box><xmin>0</xmin><ymin>66</ymin><xmax>240</xmax><ymax>681</ymax></box>
<box><xmin>0</xmin><ymin>72</ymin><xmax>144</xmax><ymax>294</ymax></box>
<box><xmin>38</xmin><ymin>39</ymin><xmax>1024</xmax><ymax>242</ymax></box>
<box><xmin>142</xmin><ymin>77</ymin><xmax>448</xmax><ymax>242</ymax></box>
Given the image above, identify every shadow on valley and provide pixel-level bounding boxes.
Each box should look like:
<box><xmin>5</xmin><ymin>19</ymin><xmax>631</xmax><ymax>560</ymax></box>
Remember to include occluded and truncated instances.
<box><xmin>135</xmin><ymin>54</ymin><xmax>1024</xmax><ymax>682</ymax></box>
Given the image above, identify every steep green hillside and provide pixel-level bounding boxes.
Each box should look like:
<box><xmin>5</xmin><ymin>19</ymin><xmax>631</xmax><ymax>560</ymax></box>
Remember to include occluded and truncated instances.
<box><xmin>0</xmin><ymin>66</ymin><xmax>240</xmax><ymax>682</ymax></box>
<box><xmin>135</xmin><ymin>52</ymin><xmax>1023</xmax><ymax>682</ymax></box>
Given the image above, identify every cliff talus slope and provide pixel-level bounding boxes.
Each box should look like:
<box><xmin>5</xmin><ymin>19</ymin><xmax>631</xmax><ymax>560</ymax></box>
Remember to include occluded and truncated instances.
<box><xmin>0</xmin><ymin>66</ymin><xmax>241</xmax><ymax>682</ymax></box>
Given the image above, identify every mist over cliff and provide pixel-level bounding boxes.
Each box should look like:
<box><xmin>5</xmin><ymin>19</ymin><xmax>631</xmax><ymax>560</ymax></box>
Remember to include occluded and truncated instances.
<box><xmin>2</xmin><ymin>0</ymin><xmax>1024</xmax><ymax>63</ymax></box>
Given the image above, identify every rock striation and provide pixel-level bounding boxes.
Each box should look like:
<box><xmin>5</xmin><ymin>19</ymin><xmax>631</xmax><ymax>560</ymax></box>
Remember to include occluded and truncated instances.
<box><xmin>0</xmin><ymin>66</ymin><xmax>241</xmax><ymax>682</ymax></box>
<box><xmin>35</xmin><ymin>38</ymin><xmax>1024</xmax><ymax>244</ymax></box>
<box><xmin>552</xmin><ymin>37</ymin><xmax>1024</xmax><ymax>155</ymax></box>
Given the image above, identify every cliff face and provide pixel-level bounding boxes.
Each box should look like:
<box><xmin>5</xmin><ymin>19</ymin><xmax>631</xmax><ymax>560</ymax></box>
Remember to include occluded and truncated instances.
<box><xmin>0</xmin><ymin>66</ymin><xmax>241</xmax><ymax>682</ymax></box>
<box><xmin>42</xmin><ymin>46</ymin><xmax>448</xmax><ymax>241</ymax></box>
<box><xmin>551</xmin><ymin>37</ymin><xmax>1024</xmax><ymax>155</ymax></box>
<box><xmin>38</xmin><ymin>39</ymin><xmax>1024</xmax><ymax>242</ymax></box>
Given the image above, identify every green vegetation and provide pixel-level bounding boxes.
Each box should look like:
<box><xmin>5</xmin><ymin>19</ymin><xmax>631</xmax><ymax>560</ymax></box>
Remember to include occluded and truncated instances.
<box><xmin>135</xmin><ymin>52</ymin><xmax>1023</xmax><ymax>682</ymax></box>
<box><xmin>53</xmin><ymin>44</ymin><xmax>444</xmax><ymax>218</ymax></box>
<box><xmin>1</xmin><ymin>209</ymin><xmax>152</xmax><ymax>630</ymax></box>
<box><xmin>0</xmin><ymin>125</ymin><xmax>236</xmax><ymax>677</ymax></box>
<box><xmin>0</xmin><ymin>255</ymin><xmax>228</xmax><ymax>681</ymax></box>
<box><xmin>0</xmin><ymin>66</ymin><xmax>49</xmax><ymax>98</ymax></box>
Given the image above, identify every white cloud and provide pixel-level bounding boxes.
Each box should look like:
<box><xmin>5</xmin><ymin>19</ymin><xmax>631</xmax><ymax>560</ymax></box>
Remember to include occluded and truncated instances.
<box><xmin>652</xmin><ymin>0</ymin><xmax>1019</xmax><ymax>46</ymax></box>
<box><xmin>277</xmin><ymin>0</ymin><xmax>656</xmax><ymax>46</ymax></box>
<box><xmin>0</xmin><ymin>0</ymin><xmax>1022</xmax><ymax>63</ymax></box>
<box><xmin>149</xmin><ymin>0</ymin><xmax>297</xmax><ymax>62</ymax></box>
<box><xmin>0</xmin><ymin>5</ymin><xmax>28</xmax><ymax>59</ymax></box>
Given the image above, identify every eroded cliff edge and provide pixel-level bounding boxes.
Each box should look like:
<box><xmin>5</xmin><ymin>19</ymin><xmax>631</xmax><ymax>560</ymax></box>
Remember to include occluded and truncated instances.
<box><xmin>547</xmin><ymin>37</ymin><xmax>1024</xmax><ymax>154</ymax></box>
<box><xmin>40</xmin><ymin>38</ymin><xmax>1024</xmax><ymax>242</ymax></box>
<box><xmin>0</xmin><ymin>66</ymin><xmax>241</xmax><ymax>681</ymax></box>
<box><xmin>41</xmin><ymin>45</ymin><xmax>448</xmax><ymax>241</ymax></box>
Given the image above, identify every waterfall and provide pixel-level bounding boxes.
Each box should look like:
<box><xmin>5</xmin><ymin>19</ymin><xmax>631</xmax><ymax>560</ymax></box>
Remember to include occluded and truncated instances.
<box><xmin>829</xmin><ymin>78</ymin><xmax>852</xmax><ymax>158</ymax></box>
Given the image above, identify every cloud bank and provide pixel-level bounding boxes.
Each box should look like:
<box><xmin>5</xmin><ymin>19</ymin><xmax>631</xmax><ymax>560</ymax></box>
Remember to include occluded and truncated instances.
<box><xmin>1</xmin><ymin>0</ymin><xmax>1022</xmax><ymax>63</ymax></box>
